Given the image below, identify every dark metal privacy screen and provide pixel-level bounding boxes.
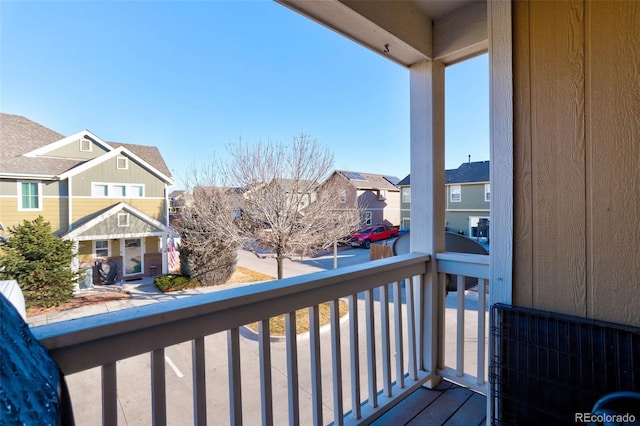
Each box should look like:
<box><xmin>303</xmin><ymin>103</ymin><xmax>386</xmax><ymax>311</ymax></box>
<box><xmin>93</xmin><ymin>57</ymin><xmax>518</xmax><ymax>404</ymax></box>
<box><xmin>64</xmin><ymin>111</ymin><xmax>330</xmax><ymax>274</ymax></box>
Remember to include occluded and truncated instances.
<box><xmin>490</xmin><ymin>303</ymin><xmax>640</xmax><ymax>425</ymax></box>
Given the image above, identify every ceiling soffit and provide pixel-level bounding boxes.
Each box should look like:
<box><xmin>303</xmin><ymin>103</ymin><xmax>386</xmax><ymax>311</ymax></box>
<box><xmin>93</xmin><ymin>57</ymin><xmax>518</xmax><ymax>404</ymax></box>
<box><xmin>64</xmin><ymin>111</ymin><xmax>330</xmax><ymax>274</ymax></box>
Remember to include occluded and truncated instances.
<box><xmin>276</xmin><ymin>0</ymin><xmax>487</xmax><ymax>67</ymax></box>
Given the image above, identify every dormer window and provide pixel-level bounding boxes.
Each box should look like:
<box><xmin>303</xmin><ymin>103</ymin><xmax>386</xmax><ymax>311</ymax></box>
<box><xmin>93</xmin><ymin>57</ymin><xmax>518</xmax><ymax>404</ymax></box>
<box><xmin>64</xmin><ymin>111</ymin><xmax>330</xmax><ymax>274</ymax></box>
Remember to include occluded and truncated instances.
<box><xmin>116</xmin><ymin>156</ymin><xmax>129</xmax><ymax>170</ymax></box>
<box><xmin>79</xmin><ymin>138</ymin><xmax>92</xmax><ymax>152</ymax></box>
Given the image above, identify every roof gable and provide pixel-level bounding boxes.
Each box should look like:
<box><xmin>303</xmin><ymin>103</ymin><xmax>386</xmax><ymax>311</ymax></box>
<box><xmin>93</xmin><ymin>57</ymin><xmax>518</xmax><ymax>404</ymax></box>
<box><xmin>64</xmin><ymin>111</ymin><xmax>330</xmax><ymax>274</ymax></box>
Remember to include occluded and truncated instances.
<box><xmin>62</xmin><ymin>202</ymin><xmax>173</xmax><ymax>240</ymax></box>
<box><xmin>58</xmin><ymin>146</ymin><xmax>174</xmax><ymax>185</ymax></box>
<box><xmin>23</xmin><ymin>130</ymin><xmax>113</xmax><ymax>159</ymax></box>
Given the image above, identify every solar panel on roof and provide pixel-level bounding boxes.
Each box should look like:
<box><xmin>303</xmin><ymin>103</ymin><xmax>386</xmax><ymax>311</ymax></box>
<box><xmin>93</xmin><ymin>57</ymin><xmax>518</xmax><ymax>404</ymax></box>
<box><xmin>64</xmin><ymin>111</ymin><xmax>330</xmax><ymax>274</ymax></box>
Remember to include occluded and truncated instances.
<box><xmin>384</xmin><ymin>176</ymin><xmax>400</xmax><ymax>185</ymax></box>
<box><xmin>343</xmin><ymin>171</ymin><xmax>366</xmax><ymax>180</ymax></box>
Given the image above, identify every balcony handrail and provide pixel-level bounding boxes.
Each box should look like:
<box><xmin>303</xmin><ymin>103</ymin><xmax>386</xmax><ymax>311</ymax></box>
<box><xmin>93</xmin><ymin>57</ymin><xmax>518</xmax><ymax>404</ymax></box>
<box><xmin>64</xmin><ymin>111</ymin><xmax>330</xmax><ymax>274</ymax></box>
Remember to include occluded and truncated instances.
<box><xmin>435</xmin><ymin>251</ymin><xmax>490</xmax><ymax>393</ymax></box>
<box><xmin>435</xmin><ymin>251</ymin><xmax>490</xmax><ymax>279</ymax></box>
<box><xmin>33</xmin><ymin>252</ymin><xmax>431</xmax><ymax>376</ymax></box>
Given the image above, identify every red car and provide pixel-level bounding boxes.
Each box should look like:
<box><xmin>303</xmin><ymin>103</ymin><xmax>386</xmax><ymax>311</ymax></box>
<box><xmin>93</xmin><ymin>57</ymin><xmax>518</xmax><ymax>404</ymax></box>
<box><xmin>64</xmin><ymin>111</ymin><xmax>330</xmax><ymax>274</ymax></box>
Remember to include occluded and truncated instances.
<box><xmin>349</xmin><ymin>224</ymin><xmax>399</xmax><ymax>249</ymax></box>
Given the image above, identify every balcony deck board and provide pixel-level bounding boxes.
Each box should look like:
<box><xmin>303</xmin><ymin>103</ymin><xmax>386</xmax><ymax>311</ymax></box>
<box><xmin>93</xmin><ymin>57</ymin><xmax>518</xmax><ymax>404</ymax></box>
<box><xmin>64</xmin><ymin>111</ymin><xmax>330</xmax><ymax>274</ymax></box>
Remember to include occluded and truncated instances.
<box><xmin>373</xmin><ymin>381</ymin><xmax>486</xmax><ymax>426</ymax></box>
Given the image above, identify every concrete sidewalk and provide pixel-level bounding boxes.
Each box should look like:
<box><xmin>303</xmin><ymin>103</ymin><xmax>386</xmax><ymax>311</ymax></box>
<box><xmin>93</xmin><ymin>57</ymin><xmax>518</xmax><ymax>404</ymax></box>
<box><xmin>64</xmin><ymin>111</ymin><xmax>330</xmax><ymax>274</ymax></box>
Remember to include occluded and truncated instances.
<box><xmin>27</xmin><ymin>249</ymin><xmax>328</xmax><ymax>327</ymax></box>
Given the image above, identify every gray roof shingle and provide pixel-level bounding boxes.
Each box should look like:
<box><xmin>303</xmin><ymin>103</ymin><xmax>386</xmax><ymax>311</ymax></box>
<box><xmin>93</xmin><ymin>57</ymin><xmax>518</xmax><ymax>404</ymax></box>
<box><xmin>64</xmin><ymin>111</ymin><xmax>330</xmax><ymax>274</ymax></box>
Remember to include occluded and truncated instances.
<box><xmin>0</xmin><ymin>113</ymin><xmax>172</xmax><ymax>179</ymax></box>
<box><xmin>445</xmin><ymin>161</ymin><xmax>490</xmax><ymax>184</ymax></box>
<box><xmin>399</xmin><ymin>161</ymin><xmax>490</xmax><ymax>186</ymax></box>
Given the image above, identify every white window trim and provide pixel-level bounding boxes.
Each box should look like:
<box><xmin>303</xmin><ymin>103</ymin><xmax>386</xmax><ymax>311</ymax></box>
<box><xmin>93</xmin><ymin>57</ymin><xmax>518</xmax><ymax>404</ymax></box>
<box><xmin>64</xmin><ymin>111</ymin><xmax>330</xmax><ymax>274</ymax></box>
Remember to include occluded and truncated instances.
<box><xmin>127</xmin><ymin>184</ymin><xmax>144</xmax><ymax>198</ymax></box>
<box><xmin>339</xmin><ymin>189</ymin><xmax>346</xmax><ymax>203</ymax></box>
<box><xmin>92</xmin><ymin>183</ymin><xmax>109</xmax><ymax>197</ymax></box>
<box><xmin>94</xmin><ymin>240</ymin><xmax>110</xmax><ymax>258</ymax></box>
<box><xmin>402</xmin><ymin>187</ymin><xmax>411</xmax><ymax>203</ymax></box>
<box><xmin>484</xmin><ymin>183</ymin><xmax>491</xmax><ymax>202</ymax></box>
<box><xmin>364</xmin><ymin>211</ymin><xmax>372</xmax><ymax>226</ymax></box>
<box><xmin>117</xmin><ymin>212</ymin><xmax>130</xmax><ymax>227</ymax></box>
<box><xmin>450</xmin><ymin>185</ymin><xmax>462</xmax><ymax>203</ymax></box>
<box><xmin>92</xmin><ymin>182</ymin><xmax>145</xmax><ymax>198</ymax></box>
<box><xmin>116</xmin><ymin>156</ymin><xmax>129</xmax><ymax>170</ymax></box>
<box><xmin>17</xmin><ymin>181</ymin><xmax>43</xmax><ymax>211</ymax></box>
<box><xmin>79</xmin><ymin>138</ymin><xmax>92</xmax><ymax>152</ymax></box>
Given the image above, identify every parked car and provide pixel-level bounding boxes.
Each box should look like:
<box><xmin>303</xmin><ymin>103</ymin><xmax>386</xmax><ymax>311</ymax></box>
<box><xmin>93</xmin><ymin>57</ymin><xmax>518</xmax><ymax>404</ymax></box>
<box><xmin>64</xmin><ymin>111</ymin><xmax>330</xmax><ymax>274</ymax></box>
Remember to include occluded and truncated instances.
<box><xmin>349</xmin><ymin>224</ymin><xmax>399</xmax><ymax>249</ymax></box>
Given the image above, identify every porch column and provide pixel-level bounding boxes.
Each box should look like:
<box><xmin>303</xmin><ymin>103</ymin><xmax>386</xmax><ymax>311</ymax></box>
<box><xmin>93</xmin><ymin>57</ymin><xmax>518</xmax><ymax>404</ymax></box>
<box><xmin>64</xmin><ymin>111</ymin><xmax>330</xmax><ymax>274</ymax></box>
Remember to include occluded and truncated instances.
<box><xmin>161</xmin><ymin>235</ymin><xmax>168</xmax><ymax>275</ymax></box>
<box><xmin>410</xmin><ymin>59</ymin><xmax>446</xmax><ymax>387</ymax></box>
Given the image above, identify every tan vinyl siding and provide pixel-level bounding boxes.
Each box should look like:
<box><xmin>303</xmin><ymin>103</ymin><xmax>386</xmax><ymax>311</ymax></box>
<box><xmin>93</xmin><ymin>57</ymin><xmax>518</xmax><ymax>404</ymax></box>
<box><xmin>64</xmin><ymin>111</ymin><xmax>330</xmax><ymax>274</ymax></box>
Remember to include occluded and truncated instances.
<box><xmin>72</xmin><ymin>156</ymin><xmax>166</xmax><ymax>197</ymax></box>
<box><xmin>72</xmin><ymin>198</ymin><xmax>166</xmax><ymax>223</ymax></box>
<box><xmin>44</xmin><ymin>180</ymin><xmax>67</xmax><ymax>197</ymax></box>
<box><xmin>77</xmin><ymin>212</ymin><xmax>159</xmax><ymax>238</ymax></box>
<box><xmin>145</xmin><ymin>236</ymin><xmax>159</xmax><ymax>253</ymax></box>
<box><xmin>46</xmin><ymin>139</ymin><xmax>109</xmax><ymax>160</ymax></box>
<box><xmin>0</xmin><ymin>179</ymin><xmax>66</xmax><ymax>197</ymax></box>
<box><xmin>0</xmin><ymin>180</ymin><xmax>18</xmax><ymax>195</ymax></box>
<box><xmin>446</xmin><ymin>183</ymin><xmax>489</xmax><ymax>210</ymax></box>
<box><xmin>513</xmin><ymin>0</ymin><xmax>640</xmax><ymax>327</ymax></box>
<box><xmin>77</xmin><ymin>240</ymin><xmax>93</xmax><ymax>262</ymax></box>
<box><xmin>0</xmin><ymin>197</ymin><xmax>67</xmax><ymax>234</ymax></box>
<box><xmin>445</xmin><ymin>212</ymin><xmax>471</xmax><ymax>236</ymax></box>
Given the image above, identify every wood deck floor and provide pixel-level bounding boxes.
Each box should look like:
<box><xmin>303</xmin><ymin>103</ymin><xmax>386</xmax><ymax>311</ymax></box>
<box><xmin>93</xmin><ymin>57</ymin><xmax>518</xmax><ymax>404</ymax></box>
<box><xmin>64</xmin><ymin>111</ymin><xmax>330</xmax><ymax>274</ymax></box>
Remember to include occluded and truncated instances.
<box><xmin>372</xmin><ymin>381</ymin><xmax>487</xmax><ymax>425</ymax></box>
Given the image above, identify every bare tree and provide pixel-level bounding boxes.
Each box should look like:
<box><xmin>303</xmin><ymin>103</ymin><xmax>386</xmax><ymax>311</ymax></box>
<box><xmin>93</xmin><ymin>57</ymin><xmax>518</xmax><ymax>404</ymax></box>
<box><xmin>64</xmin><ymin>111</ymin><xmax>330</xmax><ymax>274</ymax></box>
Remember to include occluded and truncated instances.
<box><xmin>176</xmin><ymin>160</ymin><xmax>242</xmax><ymax>286</ymax></box>
<box><xmin>224</xmin><ymin>134</ymin><xmax>364</xmax><ymax>279</ymax></box>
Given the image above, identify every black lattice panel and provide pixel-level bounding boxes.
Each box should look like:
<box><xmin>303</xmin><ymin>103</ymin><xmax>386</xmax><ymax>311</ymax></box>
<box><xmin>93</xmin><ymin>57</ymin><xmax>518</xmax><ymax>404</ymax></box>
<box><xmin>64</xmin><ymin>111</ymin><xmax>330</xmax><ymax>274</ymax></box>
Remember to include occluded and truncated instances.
<box><xmin>490</xmin><ymin>304</ymin><xmax>640</xmax><ymax>425</ymax></box>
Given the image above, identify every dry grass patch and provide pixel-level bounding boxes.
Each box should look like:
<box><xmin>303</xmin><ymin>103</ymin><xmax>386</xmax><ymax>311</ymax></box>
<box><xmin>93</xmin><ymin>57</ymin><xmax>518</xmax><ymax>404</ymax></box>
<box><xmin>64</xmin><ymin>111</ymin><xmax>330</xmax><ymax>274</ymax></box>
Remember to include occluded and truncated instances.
<box><xmin>246</xmin><ymin>300</ymin><xmax>349</xmax><ymax>336</ymax></box>
<box><xmin>227</xmin><ymin>266</ymin><xmax>274</xmax><ymax>284</ymax></box>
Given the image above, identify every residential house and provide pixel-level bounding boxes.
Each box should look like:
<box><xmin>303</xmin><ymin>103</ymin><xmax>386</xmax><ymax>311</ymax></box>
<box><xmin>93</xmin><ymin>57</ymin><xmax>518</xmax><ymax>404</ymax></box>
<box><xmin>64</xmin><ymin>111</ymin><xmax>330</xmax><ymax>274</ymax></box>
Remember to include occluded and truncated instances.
<box><xmin>445</xmin><ymin>160</ymin><xmax>490</xmax><ymax>237</ymax></box>
<box><xmin>399</xmin><ymin>161</ymin><xmax>491</xmax><ymax>238</ymax></box>
<box><xmin>168</xmin><ymin>189</ymin><xmax>193</xmax><ymax>226</ymax></box>
<box><xmin>397</xmin><ymin>174</ymin><xmax>412</xmax><ymax>230</ymax></box>
<box><xmin>324</xmin><ymin>170</ymin><xmax>401</xmax><ymax>227</ymax></box>
<box><xmin>0</xmin><ymin>113</ymin><xmax>174</xmax><ymax>282</ymax></box>
<box><xmin>30</xmin><ymin>1</ymin><xmax>639</xmax><ymax>425</ymax></box>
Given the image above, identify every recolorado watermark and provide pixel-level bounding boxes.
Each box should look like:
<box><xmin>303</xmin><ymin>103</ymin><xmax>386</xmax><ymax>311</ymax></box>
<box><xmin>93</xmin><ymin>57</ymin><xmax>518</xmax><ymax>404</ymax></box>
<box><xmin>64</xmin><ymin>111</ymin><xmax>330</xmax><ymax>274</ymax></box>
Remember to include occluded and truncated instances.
<box><xmin>575</xmin><ymin>412</ymin><xmax>636</xmax><ymax>423</ymax></box>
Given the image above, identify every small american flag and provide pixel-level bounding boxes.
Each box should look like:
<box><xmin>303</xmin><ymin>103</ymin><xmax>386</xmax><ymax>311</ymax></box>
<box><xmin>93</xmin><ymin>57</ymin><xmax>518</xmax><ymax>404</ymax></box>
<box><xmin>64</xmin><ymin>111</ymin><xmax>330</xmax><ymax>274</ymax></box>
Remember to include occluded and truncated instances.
<box><xmin>168</xmin><ymin>236</ymin><xmax>177</xmax><ymax>272</ymax></box>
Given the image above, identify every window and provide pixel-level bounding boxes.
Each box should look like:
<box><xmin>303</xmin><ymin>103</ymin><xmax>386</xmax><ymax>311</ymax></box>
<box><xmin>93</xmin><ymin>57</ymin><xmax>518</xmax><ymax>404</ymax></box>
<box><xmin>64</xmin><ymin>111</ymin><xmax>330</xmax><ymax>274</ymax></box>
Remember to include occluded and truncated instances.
<box><xmin>92</xmin><ymin>183</ymin><xmax>144</xmax><ymax>198</ymax></box>
<box><xmin>484</xmin><ymin>183</ymin><xmax>491</xmax><ymax>202</ymax></box>
<box><xmin>364</xmin><ymin>211</ymin><xmax>372</xmax><ymax>226</ymax></box>
<box><xmin>128</xmin><ymin>185</ymin><xmax>143</xmax><ymax>197</ymax></box>
<box><xmin>79</xmin><ymin>138</ymin><xmax>92</xmax><ymax>152</ymax></box>
<box><xmin>113</xmin><ymin>185</ymin><xmax>126</xmax><ymax>197</ymax></box>
<box><xmin>18</xmin><ymin>182</ymin><xmax>41</xmax><ymax>210</ymax></box>
<box><xmin>450</xmin><ymin>185</ymin><xmax>461</xmax><ymax>202</ymax></box>
<box><xmin>92</xmin><ymin>184</ymin><xmax>108</xmax><ymax>197</ymax></box>
<box><xmin>116</xmin><ymin>156</ymin><xmax>129</xmax><ymax>170</ymax></box>
<box><xmin>378</xmin><ymin>190</ymin><xmax>387</xmax><ymax>201</ymax></box>
<box><xmin>95</xmin><ymin>240</ymin><xmax>109</xmax><ymax>258</ymax></box>
<box><xmin>339</xmin><ymin>189</ymin><xmax>346</xmax><ymax>203</ymax></box>
<box><xmin>117</xmin><ymin>213</ymin><xmax>130</xmax><ymax>227</ymax></box>
<box><xmin>402</xmin><ymin>187</ymin><xmax>411</xmax><ymax>203</ymax></box>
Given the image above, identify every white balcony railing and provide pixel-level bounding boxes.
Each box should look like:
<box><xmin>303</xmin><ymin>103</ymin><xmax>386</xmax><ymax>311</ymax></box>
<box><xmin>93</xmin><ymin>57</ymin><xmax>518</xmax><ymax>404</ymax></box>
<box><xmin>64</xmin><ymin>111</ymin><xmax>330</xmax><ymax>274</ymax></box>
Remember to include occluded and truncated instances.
<box><xmin>436</xmin><ymin>252</ymin><xmax>490</xmax><ymax>393</ymax></box>
<box><xmin>32</xmin><ymin>251</ymin><xmax>489</xmax><ymax>425</ymax></box>
<box><xmin>34</xmin><ymin>253</ymin><xmax>430</xmax><ymax>425</ymax></box>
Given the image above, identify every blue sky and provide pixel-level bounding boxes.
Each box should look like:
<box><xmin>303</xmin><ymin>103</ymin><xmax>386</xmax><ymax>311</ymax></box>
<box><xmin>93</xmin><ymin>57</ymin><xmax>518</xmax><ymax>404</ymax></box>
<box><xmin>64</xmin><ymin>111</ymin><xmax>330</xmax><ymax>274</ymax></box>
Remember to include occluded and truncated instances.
<box><xmin>1</xmin><ymin>0</ymin><xmax>489</xmax><ymax>188</ymax></box>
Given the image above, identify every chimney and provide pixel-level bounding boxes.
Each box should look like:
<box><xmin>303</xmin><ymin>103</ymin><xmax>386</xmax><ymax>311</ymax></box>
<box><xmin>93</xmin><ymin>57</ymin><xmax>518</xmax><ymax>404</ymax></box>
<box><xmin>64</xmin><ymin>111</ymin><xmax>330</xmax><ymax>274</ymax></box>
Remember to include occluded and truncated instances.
<box><xmin>468</xmin><ymin>155</ymin><xmax>471</xmax><ymax>165</ymax></box>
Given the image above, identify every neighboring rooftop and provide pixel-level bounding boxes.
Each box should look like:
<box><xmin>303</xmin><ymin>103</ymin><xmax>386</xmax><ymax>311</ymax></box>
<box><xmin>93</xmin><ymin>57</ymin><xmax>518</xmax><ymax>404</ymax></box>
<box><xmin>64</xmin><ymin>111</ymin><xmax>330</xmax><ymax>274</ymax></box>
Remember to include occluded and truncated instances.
<box><xmin>0</xmin><ymin>113</ymin><xmax>172</xmax><ymax>178</ymax></box>
<box><xmin>398</xmin><ymin>161</ymin><xmax>490</xmax><ymax>187</ymax></box>
<box><xmin>336</xmin><ymin>170</ymin><xmax>400</xmax><ymax>191</ymax></box>
<box><xmin>445</xmin><ymin>161</ymin><xmax>490</xmax><ymax>184</ymax></box>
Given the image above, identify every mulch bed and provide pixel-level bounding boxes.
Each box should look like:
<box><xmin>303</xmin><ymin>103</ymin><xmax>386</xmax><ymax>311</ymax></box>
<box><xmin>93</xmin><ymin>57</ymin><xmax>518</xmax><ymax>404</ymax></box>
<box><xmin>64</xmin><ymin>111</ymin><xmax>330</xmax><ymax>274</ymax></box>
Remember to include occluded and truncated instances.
<box><xmin>26</xmin><ymin>292</ymin><xmax>132</xmax><ymax>317</ymax></box>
